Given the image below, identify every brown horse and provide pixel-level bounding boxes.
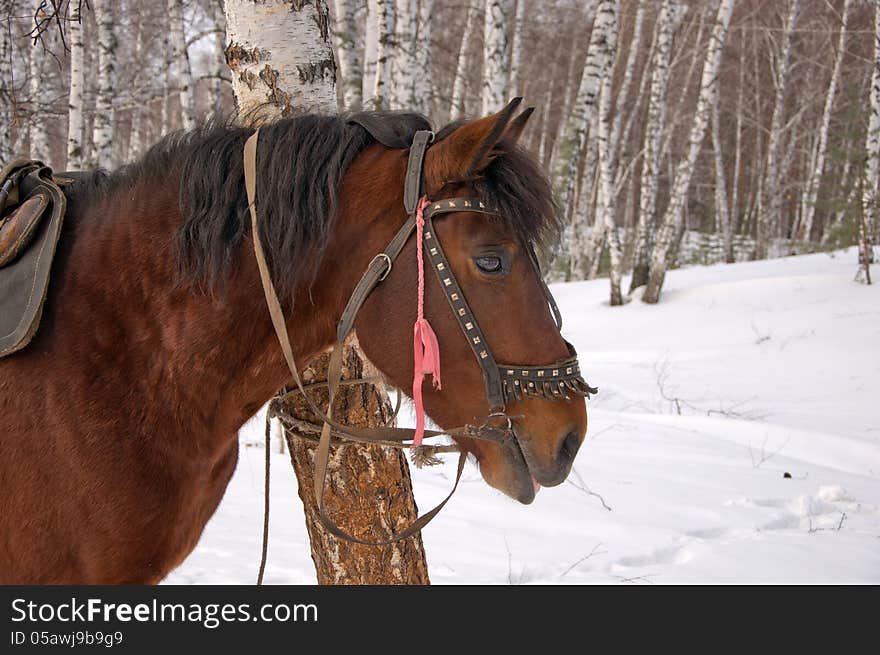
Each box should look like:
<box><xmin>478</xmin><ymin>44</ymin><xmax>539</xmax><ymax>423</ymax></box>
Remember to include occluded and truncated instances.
<box><xmin>0</xmin><ymin>102</ymin><xmax>587</xmax><ymax>584</ymax></box>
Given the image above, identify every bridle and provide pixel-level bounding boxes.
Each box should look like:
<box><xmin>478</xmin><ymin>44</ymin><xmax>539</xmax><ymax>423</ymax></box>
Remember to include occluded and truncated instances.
<box><xmin>243</xmin><ymin>127</ymin><xmax>596</xmax><ymax>550</ymax></box>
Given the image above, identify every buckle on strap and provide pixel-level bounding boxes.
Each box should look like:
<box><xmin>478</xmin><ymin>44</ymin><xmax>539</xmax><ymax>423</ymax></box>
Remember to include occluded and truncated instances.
<box><xmin>370</xmin><ymin>253</ymin><xmax>393</xmax><ymax>281</ymax></box>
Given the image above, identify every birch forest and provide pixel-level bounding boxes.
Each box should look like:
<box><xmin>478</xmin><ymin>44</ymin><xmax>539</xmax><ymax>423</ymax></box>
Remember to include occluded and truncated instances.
<box><xmin>2</xmin><ymin>0</ymin><xmax>879</xmax><ymax>301</ymax></box>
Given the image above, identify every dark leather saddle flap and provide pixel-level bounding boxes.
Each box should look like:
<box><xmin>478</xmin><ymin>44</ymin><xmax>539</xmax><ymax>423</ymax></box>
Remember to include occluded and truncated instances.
<box><xmin>0</xmin><ymin>160</ymin><xmax>67</xmax><ymax>358</ymax></box>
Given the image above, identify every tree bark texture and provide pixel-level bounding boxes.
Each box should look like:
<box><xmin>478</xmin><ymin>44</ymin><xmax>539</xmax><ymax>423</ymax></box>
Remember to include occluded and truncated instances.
<box><xmin>66</xmin><ymin>5</ymin><xmax>85</xmax><ymax>169</ymax></box>
<box><xmin>334</xmin><ymin>0</ymin><xmax>363</xmax><ymax>110</ymax></box>
<box><xmin>224</xmin><ymin>0</ymin><xmax>337</xmax><ymax>120</ymax></box>
<box><xmin>279</xmin><ymin>346</ymin><xmax>430</xmax><ymax>585</ymax></box>
<box><xmin>92</xmin><ymin>0</ymin><xmax>116</xmax><ymax>168</ymax></box>
<box><xmin>481</xmin><ymin>0</ymin><xmax>509</xmax><ymax>115</ymax></box>
<box><xmin>449</xmin><ymin>1</ymin><xmax>478</xmax><ymax>121</ymax></box>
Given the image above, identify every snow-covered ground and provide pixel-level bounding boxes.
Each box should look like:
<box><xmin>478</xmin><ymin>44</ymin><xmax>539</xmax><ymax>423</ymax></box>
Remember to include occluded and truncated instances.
<box><xmin>167</xmin><ymin>248</ymin><xmax>880</xmax><ymax>584</ymax></box>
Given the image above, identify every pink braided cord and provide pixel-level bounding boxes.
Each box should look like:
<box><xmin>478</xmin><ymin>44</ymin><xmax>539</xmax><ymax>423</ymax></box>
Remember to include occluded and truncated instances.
<box><xmin>412</xmin><ymin>196</ymin><xmax>441</xmax><ymax>446</ymax></box>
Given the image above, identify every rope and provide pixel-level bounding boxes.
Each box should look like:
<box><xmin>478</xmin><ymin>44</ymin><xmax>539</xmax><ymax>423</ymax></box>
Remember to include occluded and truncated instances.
<box><xmin>256</xmin><ymin>414</ymin><xmax>271</xmax><ymax>585</ymax></box>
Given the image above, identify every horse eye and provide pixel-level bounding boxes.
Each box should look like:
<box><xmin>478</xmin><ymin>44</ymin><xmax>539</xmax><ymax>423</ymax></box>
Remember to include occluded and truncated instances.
<box><xmin>474</xmin><ymin>255</ymin><xmax>503</xmax><ymax>274</ymax></box>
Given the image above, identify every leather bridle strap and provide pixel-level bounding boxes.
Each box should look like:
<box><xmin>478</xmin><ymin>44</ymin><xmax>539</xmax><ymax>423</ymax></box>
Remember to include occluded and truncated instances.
<box><xmin>244</xmin><ymin>128</ymin><xmax>475</xmax><ymax>546</ymax></box>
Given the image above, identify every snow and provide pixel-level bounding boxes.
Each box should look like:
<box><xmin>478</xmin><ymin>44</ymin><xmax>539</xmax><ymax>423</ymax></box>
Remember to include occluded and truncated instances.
<box><xmin>166</xmin><ymin>248</ymin><xmax>880</xmax><ymax>585</ymax></box>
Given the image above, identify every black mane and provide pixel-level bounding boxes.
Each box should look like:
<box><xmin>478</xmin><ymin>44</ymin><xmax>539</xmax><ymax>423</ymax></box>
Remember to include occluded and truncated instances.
<box><xmin>67</xmin><ymin>111</ymin><xmax>559</xmax><ymax>302</ymax></box>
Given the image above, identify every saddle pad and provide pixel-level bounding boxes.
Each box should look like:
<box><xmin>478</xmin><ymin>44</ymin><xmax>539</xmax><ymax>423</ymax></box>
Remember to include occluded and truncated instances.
<box><xmin>0</xmin><ymin>169</ymin><xmax>66</xmax><ymax>358</ymax></box>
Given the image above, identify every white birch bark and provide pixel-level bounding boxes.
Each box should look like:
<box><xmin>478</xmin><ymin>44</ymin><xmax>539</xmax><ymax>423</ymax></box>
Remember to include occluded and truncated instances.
<box><xmin>391</xmin><ymin>0</ymin><xmax>418</xmax><ymax>110</ymax></box>
<box><xmin>371</xmin><ymin>0</ymin><xmax>393</xmax><ymax>109</ymax></box>
<box><xmin>594</xmin><ymin>2</ymin><xmax>623</xmax><ymax>305</ymax></box>
<box><xmin>208</xmin><ymin>1</ymin><xmax>228</xmax><ymax>120</ymax></box>
<box><xmin>481</xmin><ymin>0</ymin><xmax>509</xmax><ymax>115</ymax></box>
<box><xmin>450</xmin><ymin>2</ymin><xmax>478</xmax><ymax>121</ymax></box>
<box><xmin>642</xmin><ymin>0</ymin><xmax>735</xmax><ymax>304</ymax></box>
<box><xmin>413</xmin><ymin>0</ymin><xmax>433</xmax><ymax>114</ymax></box>
<box><xmin>224</xmin><ymin>0</ymin><xmax>337</xmax><ymax>119</ymax></box>
<box><xmin>66</xmin><ymin>5</ymin><xmax>85</xmax><ymax>169</ymax></box>
<box><xmin>0</xmin><ymin>17</ymin><xmax>12</xmax><ymax>161</ymax></box>
<box><xmin>92</xmin><ymin>0</ymin><xmax>116</xmax><ymax>168</ymax></box>
<box><xmin>27</xmin><ymin>43</ymin><xmax>49</xmax><ymax>159</ymax></box>
<box><xmin>508</xmin><ymin>0</ymin><xmax>525</xmax><ymax>98</ymax></box>
<box><xmin>730</xmin><ymin>27</ymin><xmax>745</xmax><ymax>241</ymax></box>
<box><xmin>334</xmin><ymin>0</ymin><xmax>363</xmax><ymax>110</ymax></box>
<box><xmin>552</xmin><ymin>0</ymin><xmax>617</xmax><ymax>227</ymax></box>
<box><xmin>128</xmin><ymin>15</ymin><xmax>145</xmax><ymax>161</ymax></box>
<box><xmin>756</xmin><ymin>0</ymin><xmax>799</xmax><ymax>258</ymax></box>
<box><xmin>860</xmin><ymin>2</ymin><xmax>880</xmax><ymax>282</ymax></box>
<box><xmin>363</xmin><ymin>0</ymin><xmax>379</xmax><ymax>102</ymax></box>
<box><xmin>711</xmin><ymin>85</ymin><xmax>733</xmax><ymax>263</ymax></box>
<box><xmin>169</xmin><ymin>0</ymin><xmax>196</xmax><ymax>130</ymax></box>
<box><xmin>630</xmin><ymin>0</ymin><xmax>673</xmax><ymax>292</ymax></box>
<box><xmin>799</xmin><ymin>0</ymin><xmax>851</xmax><ymax>242</ymax></box>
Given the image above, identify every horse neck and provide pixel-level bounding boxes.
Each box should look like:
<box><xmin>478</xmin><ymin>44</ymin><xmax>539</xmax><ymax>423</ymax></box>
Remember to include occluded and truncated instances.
<box><xmin>58</xmin><ymin>172</ymin><xmax>387</xmax><ymax>455</ymax></box>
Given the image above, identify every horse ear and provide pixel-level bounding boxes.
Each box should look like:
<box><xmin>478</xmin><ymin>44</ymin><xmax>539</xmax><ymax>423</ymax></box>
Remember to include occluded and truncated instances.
<box><xmin>425</xmin><ymin>97</ymin><xmax>523</xmax><ymax>196</ymax></box>
<box><xmin>502</xmin><ymin>107</ymin><xmax>535</xmax><ymax>145</ymax></box>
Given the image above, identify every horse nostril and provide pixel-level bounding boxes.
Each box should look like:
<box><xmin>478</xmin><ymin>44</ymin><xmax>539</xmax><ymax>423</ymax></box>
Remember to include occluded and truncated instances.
<box><xmin>560</xmin><ymin>430</ymin><xmax>581</xmax><ymax>463</ymax></box>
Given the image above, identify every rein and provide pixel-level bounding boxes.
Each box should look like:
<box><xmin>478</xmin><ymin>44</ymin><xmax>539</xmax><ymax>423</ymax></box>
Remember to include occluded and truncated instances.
<box><xmin>243</xmin><ymin>127</ymin><xmax>597</xmax><ymax>571</ymax></box>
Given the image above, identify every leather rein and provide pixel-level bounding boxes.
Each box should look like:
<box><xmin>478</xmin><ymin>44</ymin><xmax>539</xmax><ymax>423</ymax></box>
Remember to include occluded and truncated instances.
<box><xmin>243</xmin><ymin>127</ymin><xmax>597</xmax><ymax>554</ymax></box>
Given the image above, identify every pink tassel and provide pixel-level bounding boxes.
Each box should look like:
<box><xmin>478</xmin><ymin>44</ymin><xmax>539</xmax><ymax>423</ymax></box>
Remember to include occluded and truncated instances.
<box><xmin>412</xmin><ymin>196</ymin><xmax>440</xmax><ymax>446</ymax></box>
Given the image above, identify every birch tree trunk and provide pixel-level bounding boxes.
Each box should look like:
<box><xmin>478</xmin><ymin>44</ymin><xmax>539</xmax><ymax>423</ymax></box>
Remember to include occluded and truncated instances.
<box><xmin>278</xmin><ymin>347</ymin><xmax>430</xmax><ymax>584</ymax></box>
<box><xmin>630</xmin><ymin>0</ymin><xmax>673</xmax><ymax>292</ymax></box>
<box><xmin>391</xmin><ymin>0</ymin><xmax>418</xmax><ymax>110</ymax></box>
<box><xmin>594</xmin><ymin>2</ymin><xmax>623</xmax><ymax>305</ymax></box>
<box><xmin>730</xmin><ymin>27</ymin><xmax>745</xmax><ymax>244</ymax></box>
<box><xmin>363</xmin><ymin>0</ymin><xmax>379</xmax><ymax>103</ymax></box>
<box><xmin>27</xmin><ymin>43</ymin><xmax>49</xmax><ymax>159</ymax></box>
<box><xmin>371</xmin><ymin>0</ymin><xmax>393</xmax><ymax>109</ymax></box>
<box><xmin>860</xmin><ymin>2</ymin><xmax>880</xmax><ymax>283</ymax></box>
<box><xmin>334</xmin><ymin>0</ymin><xmax>363</xmax><ymax>110</ymax></box>
<box><xmin>92</xmin><ymin>0</ymin><xmax>116</xmax><ymax>169</ymax></box>
<box><xmin>169</xmin><ymin>0</ymin><xmax>196</xmax><ymax>131</ymax></box>
<box><xmin>208</xmin><ymin>1</ymin><xmax>228</xmax><ymax>120</ymax></box>
<box><xmin>413</xmin><ymin>0</ymin><xmax>433</xmax><ymax>114</ymax></box>
<box><xmin>508</xmin><ymin>0</ymin><xmax>525</xmax><ymax>98</ymax></box>
<box><xmin>711</xmin><ymin>82</ymin><xmax>733</xmax><ymax>263</ymax></box>
<box><xmin>0</xmin><ymin>16</ymin><xmax>12</xmax><ymax>162</ymax></box>
<box><xmin>128</xmin><ymin>15</ymin><xmax>145</xmax><ymax>161</ymax></box>
<box><xmin>224</xmin><ymin>0</ymin><xmax>337</xmax><ymax>119</ymax></box>
<box><xmin>642</xmin><ymin>0</ymin><xmax>735</xmax><ymax>304</ymax></box>
<box><xmin>481</xmin><ymin>0</ymin><xmax>509</xmax><ymax>115</ymax></box>
<box><xmin>609</xmin><ymin>0</ymin><xmax>646</xmax><ymax>171</ymax></box>
<box><xmin>449</xmin><ymin>2</ymin><xmax>478</xmax><ymax>121</ymax></box>
<box><xmin>223</xmin><ymin>0</ymin><xmax>429</xmax><ymax>584</ymax></box>
<box><xmin>552</xmin><ymin>0</ymin><xmax>617</xmax><ymax>228</ymax></box>
<box><xmin>756</xmin><ymin>0</ymin><xmax>798</xmax><ymax>259</ymax></box>
<box><xmin>799</xmin><ymin>0</ymin><xmax>851</xmax><ymax>243</ymax></box>
<box><xmin>66</xmin><ymin>4</ymin><xmax>85</xmax><ymax>169</ymax></box>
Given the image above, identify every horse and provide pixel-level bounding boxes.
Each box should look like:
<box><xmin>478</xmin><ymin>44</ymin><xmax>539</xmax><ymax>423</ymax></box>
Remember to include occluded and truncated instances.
<box><xmin>0</xmin><ymin>99</ymin><xmax>588</xmax><ymax>584</ymax></box>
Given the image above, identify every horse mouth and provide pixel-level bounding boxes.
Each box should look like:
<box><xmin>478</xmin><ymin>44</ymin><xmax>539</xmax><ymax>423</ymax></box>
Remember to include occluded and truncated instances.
<box><xmin>499</xmin><ymin>428</ymin><xmax>540</xmax><ymax>505</ymax></box>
